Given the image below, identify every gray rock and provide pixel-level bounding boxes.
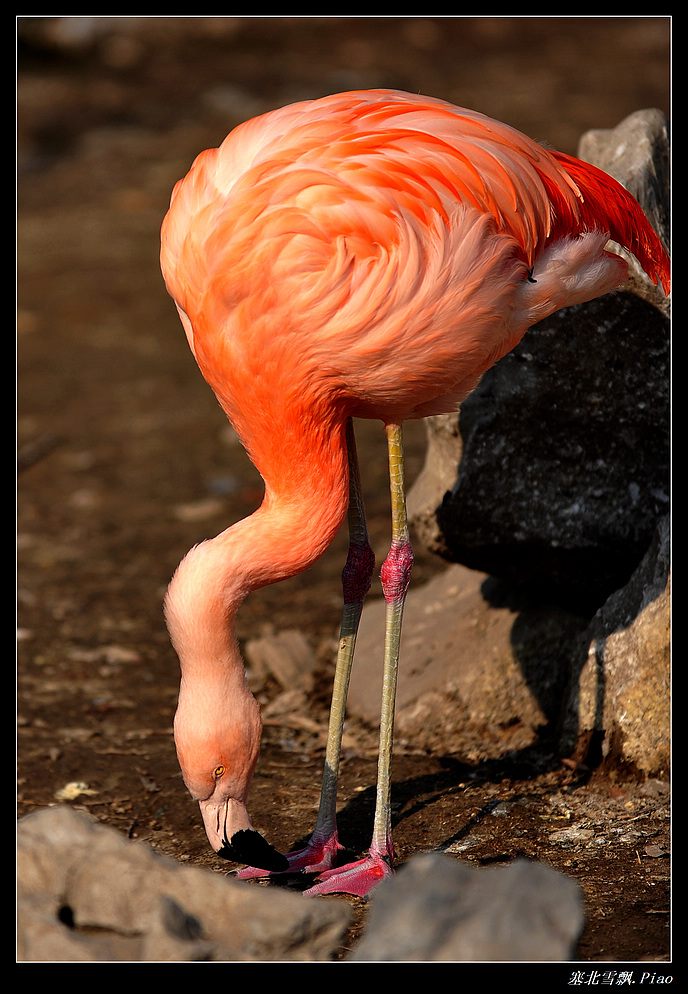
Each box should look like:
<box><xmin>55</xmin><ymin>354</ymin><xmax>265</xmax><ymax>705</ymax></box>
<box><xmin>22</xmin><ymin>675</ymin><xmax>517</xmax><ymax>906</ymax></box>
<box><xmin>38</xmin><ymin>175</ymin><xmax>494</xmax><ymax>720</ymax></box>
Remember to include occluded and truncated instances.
<box><xmin>17</xmin><ymin>806</ymin><xmax>351</xmax><ymax>962</ymax></box>
<box><xmin>348</xmin><ymin>854</ymin><xmax>584</xmax><ymax>961</ymax></box>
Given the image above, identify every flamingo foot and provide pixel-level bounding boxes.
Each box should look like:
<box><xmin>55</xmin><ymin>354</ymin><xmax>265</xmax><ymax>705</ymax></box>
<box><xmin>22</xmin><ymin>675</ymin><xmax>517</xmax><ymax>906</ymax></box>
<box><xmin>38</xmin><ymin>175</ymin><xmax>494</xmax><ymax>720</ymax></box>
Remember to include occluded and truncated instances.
<box><xmin>235</xmin><ymin>832</ymin><xmax>342</xmax><ymax>880</ymax></box>
<box><xmin>303</xmin><ymin>851</ymin><xmax>393</xmax><ymax>898</ymax></box>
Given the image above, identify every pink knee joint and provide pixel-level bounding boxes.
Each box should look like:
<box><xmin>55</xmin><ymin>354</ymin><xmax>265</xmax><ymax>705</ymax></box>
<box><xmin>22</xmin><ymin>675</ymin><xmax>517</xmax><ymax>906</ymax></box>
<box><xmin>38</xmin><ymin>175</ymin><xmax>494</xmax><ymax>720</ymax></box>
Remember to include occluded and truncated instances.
<box><xmin>380</xmin><ymin>540</ymin><xmax>414</xmax><ymax>603</ymax></box>
<box><xmin>342</xmin><ymin>540</ymin><xmax>376</xmax><ymax>605</ymax></box>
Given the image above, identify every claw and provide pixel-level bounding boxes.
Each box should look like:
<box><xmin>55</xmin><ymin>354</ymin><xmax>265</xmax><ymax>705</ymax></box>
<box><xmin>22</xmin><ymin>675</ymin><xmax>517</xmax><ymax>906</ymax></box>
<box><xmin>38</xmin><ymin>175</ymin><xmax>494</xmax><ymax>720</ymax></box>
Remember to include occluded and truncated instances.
<box><xmin>304</xmin><ymin>853</ymin><xmax>393</xmax><ymax>898</ymax></box>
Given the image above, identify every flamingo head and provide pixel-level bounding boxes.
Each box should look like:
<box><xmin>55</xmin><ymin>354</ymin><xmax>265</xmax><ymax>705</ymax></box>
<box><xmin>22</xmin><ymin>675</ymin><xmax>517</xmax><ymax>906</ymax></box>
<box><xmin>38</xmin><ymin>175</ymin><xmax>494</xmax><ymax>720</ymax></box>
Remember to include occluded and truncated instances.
<box><xmin>173</xmin><ymin>682</ymin><xmax>288</xmax><ymax>872</ymax></box>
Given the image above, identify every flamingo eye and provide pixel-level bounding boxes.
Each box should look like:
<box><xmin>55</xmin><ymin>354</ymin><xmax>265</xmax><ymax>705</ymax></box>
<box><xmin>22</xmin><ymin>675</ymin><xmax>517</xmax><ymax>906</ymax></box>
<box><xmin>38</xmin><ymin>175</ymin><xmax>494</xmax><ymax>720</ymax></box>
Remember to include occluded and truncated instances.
<box><xmin>213</xmin><ymin>765</ymin><xmax>225</xmax><ymax>778</ymax></box>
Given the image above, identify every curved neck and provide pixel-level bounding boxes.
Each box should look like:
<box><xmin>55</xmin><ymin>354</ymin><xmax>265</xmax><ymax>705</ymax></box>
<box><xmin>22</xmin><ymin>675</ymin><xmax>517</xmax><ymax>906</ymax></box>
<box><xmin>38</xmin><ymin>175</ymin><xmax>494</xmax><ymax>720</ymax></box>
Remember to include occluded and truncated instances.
<box><xmin>165</xmin><ymin>417</ymin><xmax>350</xmax><ymax>685</ymax></box>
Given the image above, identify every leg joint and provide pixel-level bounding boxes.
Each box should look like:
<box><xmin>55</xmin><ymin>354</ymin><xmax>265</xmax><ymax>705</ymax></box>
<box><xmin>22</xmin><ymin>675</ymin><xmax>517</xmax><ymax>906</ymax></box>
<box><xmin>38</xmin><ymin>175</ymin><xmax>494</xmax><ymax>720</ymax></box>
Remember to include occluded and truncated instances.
<box><xmin>380</xmin><ymin>540</ymin><xmax>414</xmax><ymax>603</ymax></box>
<box><xmin>342</xmin><ymin>540</ymin><xmax>375</xmax><ymax>605</ymax></box>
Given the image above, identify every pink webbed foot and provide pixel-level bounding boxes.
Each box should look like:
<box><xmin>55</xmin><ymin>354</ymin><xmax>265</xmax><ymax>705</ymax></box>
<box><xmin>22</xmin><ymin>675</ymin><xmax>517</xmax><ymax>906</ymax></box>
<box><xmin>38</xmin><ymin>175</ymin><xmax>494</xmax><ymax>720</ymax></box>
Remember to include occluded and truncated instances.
<box><xmin>303</xmin><ymin>851</ymin><xmax>393</xmax><ymax>898</ymax></box>
<box><xmin>235</xmin><ymin>832</ymin><xmax>341</xmax><ymax>880</ymax></box>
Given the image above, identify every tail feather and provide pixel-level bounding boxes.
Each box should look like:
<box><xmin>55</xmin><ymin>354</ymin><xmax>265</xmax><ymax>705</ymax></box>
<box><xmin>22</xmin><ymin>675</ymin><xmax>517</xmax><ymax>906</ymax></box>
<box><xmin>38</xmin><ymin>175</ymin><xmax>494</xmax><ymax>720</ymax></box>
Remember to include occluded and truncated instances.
<box><xmin>549</xmin><ymin>151</ymin><xmax>670</xmax><ymax>295</ymax></box>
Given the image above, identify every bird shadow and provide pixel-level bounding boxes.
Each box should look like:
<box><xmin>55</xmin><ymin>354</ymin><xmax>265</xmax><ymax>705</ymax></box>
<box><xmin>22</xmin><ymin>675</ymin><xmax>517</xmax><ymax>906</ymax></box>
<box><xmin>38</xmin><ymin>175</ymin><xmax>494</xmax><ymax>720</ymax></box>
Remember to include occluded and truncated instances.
<box><xmin>252</xmin><ymin>740</ymin><xmax>587</xmax><ymax>892</ymax></box>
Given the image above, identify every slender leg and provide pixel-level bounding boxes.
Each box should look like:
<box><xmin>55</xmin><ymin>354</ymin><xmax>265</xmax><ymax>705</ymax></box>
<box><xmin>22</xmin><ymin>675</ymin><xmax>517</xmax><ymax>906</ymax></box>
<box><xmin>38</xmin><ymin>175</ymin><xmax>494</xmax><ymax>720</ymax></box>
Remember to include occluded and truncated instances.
<box><xmin>237</xmin><ymin>419</ymin><xmax>374</xmax><ymax>878</ymax></box>
<box><xmin>305</xmin><ymin>422</ymin><xmax>413</xmax><ymax>897</ymax></box>
<box><xmin>302</xmin><ymin>419</ymin><xmax>375</xmax><ymax>864</ymax></box>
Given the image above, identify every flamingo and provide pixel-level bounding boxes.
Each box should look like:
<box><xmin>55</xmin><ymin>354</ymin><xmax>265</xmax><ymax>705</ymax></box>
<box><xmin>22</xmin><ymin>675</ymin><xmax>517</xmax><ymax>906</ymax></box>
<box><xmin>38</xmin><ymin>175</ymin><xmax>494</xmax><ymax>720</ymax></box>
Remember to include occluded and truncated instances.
<box><xmin>160</xmin><ymin>89</ymin><xmax>670</xmax><ymax>898</ymax></box>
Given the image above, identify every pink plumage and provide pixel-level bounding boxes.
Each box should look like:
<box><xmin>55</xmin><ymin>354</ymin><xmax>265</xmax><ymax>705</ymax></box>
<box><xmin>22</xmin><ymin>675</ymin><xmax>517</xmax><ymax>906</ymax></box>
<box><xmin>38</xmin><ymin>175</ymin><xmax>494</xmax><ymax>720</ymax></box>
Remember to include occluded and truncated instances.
<box><xmin>160</xmin><ymin>89</ymin><xmax>669</xmax><ymax>896</ymax></box>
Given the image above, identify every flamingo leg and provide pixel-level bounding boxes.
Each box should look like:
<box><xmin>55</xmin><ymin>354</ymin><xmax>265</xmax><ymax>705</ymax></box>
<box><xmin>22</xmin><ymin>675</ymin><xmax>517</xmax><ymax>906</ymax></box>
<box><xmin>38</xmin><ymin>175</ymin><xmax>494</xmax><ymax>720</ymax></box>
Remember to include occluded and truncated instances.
<box><xmin>236</xmin><ymin>418</ymin><xmax>375</xmax><ymax>879</ymax></box>
<box><xmin>304</xmin><ymin>422</ymin><xmax>413</xmax><ymax>897</ymax></box>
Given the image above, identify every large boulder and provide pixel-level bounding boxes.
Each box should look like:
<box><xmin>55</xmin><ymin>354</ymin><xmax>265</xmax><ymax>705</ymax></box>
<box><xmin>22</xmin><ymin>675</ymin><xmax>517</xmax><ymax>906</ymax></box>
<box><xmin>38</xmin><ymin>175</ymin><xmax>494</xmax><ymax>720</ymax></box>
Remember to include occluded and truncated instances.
<box><xmin>348</xmin><ymin>854</ymin><xmax>583</xmax><ymax>961</ymax></box>
<box><xmin>17</xmin><ymin>805</ymin><xmax>351</xmax><ymax>962</ymax></box>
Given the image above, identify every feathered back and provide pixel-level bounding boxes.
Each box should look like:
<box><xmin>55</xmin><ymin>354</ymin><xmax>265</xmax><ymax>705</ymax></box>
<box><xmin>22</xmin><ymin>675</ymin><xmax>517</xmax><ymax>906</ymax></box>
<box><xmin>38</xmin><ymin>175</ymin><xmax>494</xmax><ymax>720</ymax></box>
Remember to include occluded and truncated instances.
<box><xmin>161</xmin><ymin>89</ymin><xmax>670</xmax><ymax>323</ymax></box>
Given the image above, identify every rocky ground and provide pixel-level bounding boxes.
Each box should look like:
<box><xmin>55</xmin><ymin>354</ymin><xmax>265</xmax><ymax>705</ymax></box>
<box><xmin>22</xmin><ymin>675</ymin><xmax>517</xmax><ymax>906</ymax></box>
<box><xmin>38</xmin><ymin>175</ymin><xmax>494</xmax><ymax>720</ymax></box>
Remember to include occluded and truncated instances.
<box><xmin>17</xmin><ymin>17</ymin><xmax>671</xmax><ymax>965</ymax></box>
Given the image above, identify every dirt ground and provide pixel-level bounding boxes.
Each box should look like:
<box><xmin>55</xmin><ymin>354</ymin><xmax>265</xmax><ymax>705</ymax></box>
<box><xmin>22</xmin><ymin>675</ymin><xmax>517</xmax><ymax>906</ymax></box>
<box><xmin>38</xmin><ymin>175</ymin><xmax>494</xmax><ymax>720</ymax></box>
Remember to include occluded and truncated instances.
<box><xmin>17</xmin><ymin>17</ymin><xmax>671</xmax><ymax>963</ymax></box>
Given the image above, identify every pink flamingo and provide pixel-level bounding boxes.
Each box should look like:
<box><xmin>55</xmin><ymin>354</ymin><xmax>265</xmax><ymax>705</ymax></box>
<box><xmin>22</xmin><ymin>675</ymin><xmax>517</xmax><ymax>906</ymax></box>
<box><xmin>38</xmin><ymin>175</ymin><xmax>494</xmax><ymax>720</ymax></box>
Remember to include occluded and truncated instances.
<box><xmin>160</xmin><ymin>89</ymin><xmax>670</xmax><ymax>897</ymax></box>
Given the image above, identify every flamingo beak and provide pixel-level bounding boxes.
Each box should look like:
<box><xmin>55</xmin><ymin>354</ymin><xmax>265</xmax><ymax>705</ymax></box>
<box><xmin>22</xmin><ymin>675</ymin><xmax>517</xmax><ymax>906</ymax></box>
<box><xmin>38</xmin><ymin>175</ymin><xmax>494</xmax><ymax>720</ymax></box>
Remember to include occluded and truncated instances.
<box><xmin>198</xmin><ymin>795</ymin><xmax>289</xmax><ymax>872</ymax></box>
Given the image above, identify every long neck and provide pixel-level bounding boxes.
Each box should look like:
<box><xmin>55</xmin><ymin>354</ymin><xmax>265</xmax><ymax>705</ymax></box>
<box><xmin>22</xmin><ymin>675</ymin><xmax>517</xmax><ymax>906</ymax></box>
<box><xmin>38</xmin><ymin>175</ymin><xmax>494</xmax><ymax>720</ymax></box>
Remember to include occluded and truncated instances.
<box><xmin>165</xmin><ymin>416</ymin><xmax>350</xmax><ymax>686</ymax></box>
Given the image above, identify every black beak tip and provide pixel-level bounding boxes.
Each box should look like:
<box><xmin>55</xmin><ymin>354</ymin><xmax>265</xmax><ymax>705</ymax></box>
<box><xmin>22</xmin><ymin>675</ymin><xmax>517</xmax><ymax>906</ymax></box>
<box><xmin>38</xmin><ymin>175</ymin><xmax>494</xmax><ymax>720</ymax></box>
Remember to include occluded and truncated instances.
<box><xmin>217</xmin><ymin>828</ymin><xmax>290</xmax><ymax>872</ymax></box>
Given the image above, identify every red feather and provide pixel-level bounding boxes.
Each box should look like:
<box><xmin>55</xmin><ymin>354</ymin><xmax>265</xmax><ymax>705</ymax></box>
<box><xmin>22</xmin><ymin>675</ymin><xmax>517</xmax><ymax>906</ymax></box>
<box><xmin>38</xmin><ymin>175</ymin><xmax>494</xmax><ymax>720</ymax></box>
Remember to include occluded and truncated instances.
<box><xmin>550</xmin><ymin>150</ymin><xmax>670</xmax><ymax>294</ymax></box>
